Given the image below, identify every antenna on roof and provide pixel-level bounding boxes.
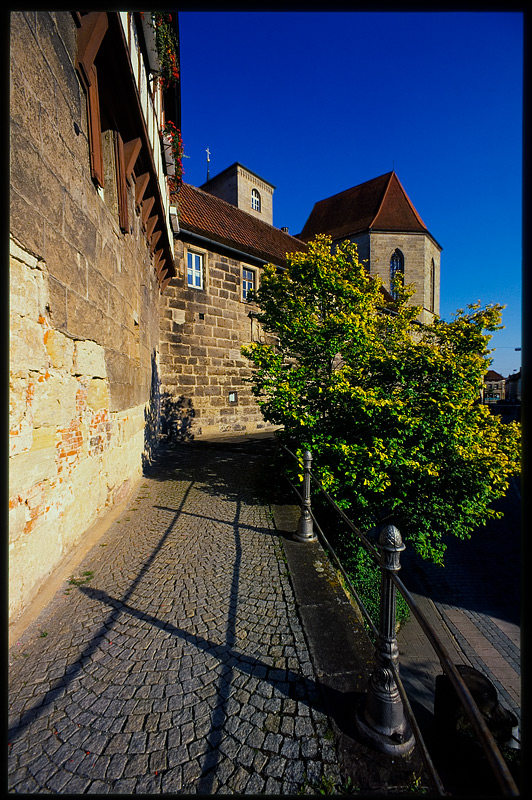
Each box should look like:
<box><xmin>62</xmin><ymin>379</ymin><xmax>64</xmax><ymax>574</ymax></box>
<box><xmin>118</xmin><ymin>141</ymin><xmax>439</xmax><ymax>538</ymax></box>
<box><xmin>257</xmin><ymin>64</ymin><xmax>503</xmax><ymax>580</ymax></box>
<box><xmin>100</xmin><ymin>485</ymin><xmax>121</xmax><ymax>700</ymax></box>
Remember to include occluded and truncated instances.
<box><xmin>206</xmin><ymin>147</ymin><xmax>211</xmax><ymax>181</ymax></box>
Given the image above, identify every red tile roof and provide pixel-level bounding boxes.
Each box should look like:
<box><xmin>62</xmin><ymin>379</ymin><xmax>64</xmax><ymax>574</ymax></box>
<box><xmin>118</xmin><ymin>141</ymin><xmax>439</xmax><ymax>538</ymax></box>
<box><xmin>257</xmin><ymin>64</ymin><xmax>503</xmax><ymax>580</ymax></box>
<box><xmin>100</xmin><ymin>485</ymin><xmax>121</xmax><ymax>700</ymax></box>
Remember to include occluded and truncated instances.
<box><xmin>176</xmin><ymin>183</ymin><xmax>308</xmax><ymax>267</ymax></box>
<box><xmin>298</xmin><ymin>171</ymin><xmax>429</xmax><ymax>242</ymax></box>
<box><xmin>485</xmin><ymin>370</ymin><xmax>505</xmax><ymax>381</ymax></box>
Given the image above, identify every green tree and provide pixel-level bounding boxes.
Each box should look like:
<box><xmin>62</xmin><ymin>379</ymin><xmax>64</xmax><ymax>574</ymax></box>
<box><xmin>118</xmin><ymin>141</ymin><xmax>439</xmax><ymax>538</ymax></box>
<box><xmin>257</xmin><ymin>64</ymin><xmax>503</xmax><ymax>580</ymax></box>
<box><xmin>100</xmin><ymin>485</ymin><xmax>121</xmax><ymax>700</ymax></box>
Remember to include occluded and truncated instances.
<box><xmin>242</xmin><ymin>235</ymin><xmax>520</xmax><ymax>565</ymax></box>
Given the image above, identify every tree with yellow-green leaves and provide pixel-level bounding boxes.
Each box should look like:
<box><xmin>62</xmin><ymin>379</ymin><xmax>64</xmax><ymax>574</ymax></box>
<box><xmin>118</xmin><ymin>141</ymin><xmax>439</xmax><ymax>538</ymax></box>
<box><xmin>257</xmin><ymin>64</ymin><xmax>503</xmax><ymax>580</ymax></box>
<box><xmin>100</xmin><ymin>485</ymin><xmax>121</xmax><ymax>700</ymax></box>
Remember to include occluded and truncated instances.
<box><xmin>242</xmin><ymin>235</ymin><xmax>520</xmax><ymax>566</ymax></box>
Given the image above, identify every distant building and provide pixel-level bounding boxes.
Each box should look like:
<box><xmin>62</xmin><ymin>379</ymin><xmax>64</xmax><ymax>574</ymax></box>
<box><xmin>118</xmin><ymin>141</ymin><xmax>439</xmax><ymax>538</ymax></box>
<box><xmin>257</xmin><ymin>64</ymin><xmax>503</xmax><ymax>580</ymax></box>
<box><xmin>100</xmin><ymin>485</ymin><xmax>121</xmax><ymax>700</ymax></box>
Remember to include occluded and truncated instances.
<box><xmin>160</xmin><ymin>177</ymin><xmax>308</xmax><ymax>439</ymax></box>
<box><xmin>298</xmin><ymin>171</ymin><xmax>442</xmax><ymax>324</ymax></box>
<box><xmin>505</xmin><ymin>370</ymin><xmax>521</xmax><ymax>402</ymax></box>
<box><xmin>200</xmin><ymin>162</ymin><xmax>275</xmax><ymax>225</ymax></box>
<box><xmin>483</xmin><ymin>370</ymin><xmax>506</xmax><ymax>403</ymax></box>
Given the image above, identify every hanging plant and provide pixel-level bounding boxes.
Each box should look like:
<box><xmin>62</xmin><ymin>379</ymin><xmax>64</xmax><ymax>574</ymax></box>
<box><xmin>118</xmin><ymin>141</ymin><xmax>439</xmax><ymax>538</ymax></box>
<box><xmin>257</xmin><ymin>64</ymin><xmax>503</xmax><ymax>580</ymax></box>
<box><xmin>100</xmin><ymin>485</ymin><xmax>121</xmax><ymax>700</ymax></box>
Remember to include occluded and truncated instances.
<box><xmin>151</xmin><ymin>12</ymin><xmax>179</xmax><ymax>88</ymax></box>
<box><xmin>161</xmin><ymin>120</ymin><xmax>184</xmax><ymax>192</ymax></box>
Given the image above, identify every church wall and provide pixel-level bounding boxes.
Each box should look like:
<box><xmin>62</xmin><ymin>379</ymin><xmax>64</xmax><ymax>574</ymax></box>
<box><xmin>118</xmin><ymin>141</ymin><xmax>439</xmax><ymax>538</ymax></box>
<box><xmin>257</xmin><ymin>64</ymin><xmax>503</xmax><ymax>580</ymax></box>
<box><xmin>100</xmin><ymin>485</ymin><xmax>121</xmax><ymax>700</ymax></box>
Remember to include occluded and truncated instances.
<box><xmin>159</xmin><ymin>239</ymin><xmax>277</xmax><ymax>439</ymax></box>
<box><xmin>334</xmin><ymin>233</ymin><xmax>371</xmax><ymax>268</ymax></box>
<box><xmin>423</xmin><ymin>237</ymin><xmax>441</xmax><ymax>318</ymax></box>
<box><xmin>235</xmin><ymin>166</ymin><xmax>274</xmax><ymax>224</ymax></box>
<box><xmin>201</xmin><ymin>170</ymin><xmax>238</xmax><ymax>207</ymax></box>
<box><xmin>9</xmin><ymin>12</ymin><xmax>163</xmax><ymax>623</ymax></box>
<box><xmin>202</xmin><ymin>164</ymin><xmax>274</xmax><ymax>225</ymax></box>
<box><xmin>369</xmin><ymin>232</ymin><xmax>440</xmax><ymax>322</ymax></box>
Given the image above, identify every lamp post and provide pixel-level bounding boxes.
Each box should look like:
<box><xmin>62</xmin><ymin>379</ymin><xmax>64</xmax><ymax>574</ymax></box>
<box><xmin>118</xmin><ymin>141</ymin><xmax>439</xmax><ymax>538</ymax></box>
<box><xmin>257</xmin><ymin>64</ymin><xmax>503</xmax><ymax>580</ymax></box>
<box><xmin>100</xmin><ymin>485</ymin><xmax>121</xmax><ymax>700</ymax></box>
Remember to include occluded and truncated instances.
<box><xmin>356</xmin><ymin>524</ymin><xmax>414</xmax><ymax>755</ymax></box>
<box><xmin>293</xmin><ymin>449</ymin><xmax>317</xmax><ymax>542</ymax></box>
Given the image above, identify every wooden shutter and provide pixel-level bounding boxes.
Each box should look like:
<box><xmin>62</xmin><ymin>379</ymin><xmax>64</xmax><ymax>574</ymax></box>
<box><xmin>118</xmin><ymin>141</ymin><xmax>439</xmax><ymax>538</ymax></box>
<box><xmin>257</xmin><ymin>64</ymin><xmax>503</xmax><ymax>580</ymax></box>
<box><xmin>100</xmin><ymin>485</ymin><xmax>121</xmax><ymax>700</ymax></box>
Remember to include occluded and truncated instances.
<box><xmin>86</xmin><ymin>64</ymin><xmax>104</xmax><ymax>187</ymax></box>
<box><xmin>76</xmin><ymin>13</ymin><xmax>108</xmax><ymax>188</ymax></box>
<box><xmin>76</xmin><ymin>12</ymin><xmax>108</xmax><ymax>88</ymax></box>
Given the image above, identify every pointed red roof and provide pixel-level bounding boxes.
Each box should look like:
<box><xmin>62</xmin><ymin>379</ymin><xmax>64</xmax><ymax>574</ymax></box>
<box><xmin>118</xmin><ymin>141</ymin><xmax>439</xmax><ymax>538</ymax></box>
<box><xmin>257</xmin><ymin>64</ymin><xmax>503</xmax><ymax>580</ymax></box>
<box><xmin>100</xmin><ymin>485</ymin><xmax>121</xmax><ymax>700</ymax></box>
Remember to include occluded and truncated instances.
<box><xmin>177</xmin><ymin>183</ymin><xmax>307</xmax><ymax>266</ymax></box>
<box><xmin>298</xmin><ymin>171</ymin><xmax>429</xmax><ymax>242</ymax></box>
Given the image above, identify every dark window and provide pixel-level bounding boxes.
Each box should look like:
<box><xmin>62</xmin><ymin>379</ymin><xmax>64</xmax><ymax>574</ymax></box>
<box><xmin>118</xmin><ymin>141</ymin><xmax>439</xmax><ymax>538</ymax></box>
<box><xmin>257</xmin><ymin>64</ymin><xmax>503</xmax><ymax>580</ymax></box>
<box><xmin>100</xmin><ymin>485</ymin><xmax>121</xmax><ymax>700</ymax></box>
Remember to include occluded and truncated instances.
<box><xmin>390</xmin><ymin>249</ymin><xmax>404</xmax><ymax>300</ymax></box>
<box><xmin>430</xmin><ymin>258</ymin><xmax>435</xmax><ymax>312</ymax></box>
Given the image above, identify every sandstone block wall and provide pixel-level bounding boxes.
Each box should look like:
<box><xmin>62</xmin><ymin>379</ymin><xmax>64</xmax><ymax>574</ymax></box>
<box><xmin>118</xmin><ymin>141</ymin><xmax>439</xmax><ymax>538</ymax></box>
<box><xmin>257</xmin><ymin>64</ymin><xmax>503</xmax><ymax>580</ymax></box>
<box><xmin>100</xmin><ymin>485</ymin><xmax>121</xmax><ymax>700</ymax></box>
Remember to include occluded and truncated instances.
<box><xmin>202</xmin><ymin>164</ymin><xmax>274</xmax><ymax>225</ymax></box>
<box><xmin>159</xmin><ymin>239</ymin><xmax>276</xmax><ymax>439</ymax></box>
<box><xmin>369</xmin><ymin>232</ymin><xmax>441</xmax><ymax>322</ymax></box>
<box><xmin>9</xmin><ymin>11</ymin><xmax>162</xmax><ymax>623</ymax></box>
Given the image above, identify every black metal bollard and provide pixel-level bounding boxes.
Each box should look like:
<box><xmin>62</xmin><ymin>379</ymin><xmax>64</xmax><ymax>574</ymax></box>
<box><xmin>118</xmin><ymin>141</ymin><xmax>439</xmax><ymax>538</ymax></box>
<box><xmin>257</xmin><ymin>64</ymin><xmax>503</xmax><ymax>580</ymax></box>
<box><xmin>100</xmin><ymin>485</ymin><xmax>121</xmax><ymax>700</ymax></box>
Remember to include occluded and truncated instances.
<box><xmin>293</xmin><ymin>449</ymin><xmax>317</xmax><ymax>542</ymax></box>
<box><xmin>355</xmin><ymin>524</ymin><xmax>415</xmax><ymax>755</ymax></box>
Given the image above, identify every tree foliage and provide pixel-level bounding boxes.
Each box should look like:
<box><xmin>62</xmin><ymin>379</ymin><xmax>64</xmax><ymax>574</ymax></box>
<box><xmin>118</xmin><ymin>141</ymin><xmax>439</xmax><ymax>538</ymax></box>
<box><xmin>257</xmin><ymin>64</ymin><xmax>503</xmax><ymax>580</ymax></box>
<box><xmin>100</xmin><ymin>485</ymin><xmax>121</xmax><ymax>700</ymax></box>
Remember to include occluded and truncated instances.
<box><xmin>242</xmin><ymin>235</ymin><xmax>520</xmax><ymax>564</ymax></box>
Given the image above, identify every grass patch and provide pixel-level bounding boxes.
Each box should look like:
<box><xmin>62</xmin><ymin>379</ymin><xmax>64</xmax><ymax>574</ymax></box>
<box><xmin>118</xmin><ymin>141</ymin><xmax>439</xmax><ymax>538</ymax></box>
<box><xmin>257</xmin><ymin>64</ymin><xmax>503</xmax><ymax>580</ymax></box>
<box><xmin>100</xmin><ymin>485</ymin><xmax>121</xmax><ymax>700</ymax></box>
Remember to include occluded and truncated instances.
<box><xmin>67</xmin><ymin>570</ymin><xmax>94</xmax><ymax>588</ymax></box>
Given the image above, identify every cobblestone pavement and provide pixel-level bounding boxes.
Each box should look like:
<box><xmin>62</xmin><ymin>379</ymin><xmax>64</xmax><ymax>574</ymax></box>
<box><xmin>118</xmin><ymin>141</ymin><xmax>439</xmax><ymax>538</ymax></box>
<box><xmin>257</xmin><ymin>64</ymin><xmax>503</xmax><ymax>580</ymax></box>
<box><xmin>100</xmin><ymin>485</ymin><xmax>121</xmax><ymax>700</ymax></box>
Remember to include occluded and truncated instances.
<box><xmin>8</xmin><ymin>441</ymin><xmax>343</xmax><ymax>794</ymax></box>
<box><xmin>397</xmin><ymin>475</ymin><xmax>521</xmax><ymax>738</ymax></box>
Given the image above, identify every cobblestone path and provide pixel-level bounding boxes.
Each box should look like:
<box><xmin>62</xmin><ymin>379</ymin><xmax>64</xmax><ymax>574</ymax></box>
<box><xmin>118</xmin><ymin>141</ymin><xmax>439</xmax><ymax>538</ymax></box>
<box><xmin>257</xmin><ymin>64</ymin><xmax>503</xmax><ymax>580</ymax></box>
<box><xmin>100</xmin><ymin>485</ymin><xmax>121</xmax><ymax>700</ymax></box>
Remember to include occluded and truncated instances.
<box><xmin>8</xmin><ymin>443</ymin><xmax>342</xmax><ymax>794</ymax></box>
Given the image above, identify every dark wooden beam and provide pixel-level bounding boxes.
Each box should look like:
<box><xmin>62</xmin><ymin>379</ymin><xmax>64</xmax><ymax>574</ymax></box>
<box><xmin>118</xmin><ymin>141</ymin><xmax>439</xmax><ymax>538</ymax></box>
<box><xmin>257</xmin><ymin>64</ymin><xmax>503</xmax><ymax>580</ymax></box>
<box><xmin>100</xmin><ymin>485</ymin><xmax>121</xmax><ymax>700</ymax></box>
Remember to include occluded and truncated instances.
<box><xmin>149</xmin><ymin>229</ymin><xmax>162</xmax><ymax>253</ymax></box>
<box><xmin>145</xmin><ymin>215</ymin><xmax>158</xmax><ymax>238</ymax></box>
<box><xmin>123</xmin><ymin>137</ymin><xmax>142</xmax><ymax>184</ymax></box>
<box><xmin>135</xmin><ymin>172</ymin><xmax>150</xmax><ymax>208</ymax></box>
<box><xmin>141</xmin><ymin>196</ymin><xmax>155</xmax><ymax>225</ymax></box>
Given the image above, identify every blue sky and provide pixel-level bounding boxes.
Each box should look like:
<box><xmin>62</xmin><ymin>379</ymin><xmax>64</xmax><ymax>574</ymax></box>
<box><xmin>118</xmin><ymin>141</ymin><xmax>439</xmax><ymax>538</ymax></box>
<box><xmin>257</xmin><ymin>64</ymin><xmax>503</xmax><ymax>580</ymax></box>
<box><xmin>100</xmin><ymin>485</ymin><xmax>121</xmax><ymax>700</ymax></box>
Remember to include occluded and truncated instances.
<box><xmin>178</xmin><ymin>11</ymin><xmax>523</xmax><ymax>378</ymax></box>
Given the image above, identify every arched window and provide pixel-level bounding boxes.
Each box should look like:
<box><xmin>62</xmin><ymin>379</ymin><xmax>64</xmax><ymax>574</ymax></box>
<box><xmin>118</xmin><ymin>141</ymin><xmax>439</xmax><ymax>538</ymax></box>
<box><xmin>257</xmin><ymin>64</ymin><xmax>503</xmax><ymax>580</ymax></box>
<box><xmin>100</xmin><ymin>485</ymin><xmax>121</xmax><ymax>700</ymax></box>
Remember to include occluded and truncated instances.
<box><xmin>390</xmin><ymin>249</ymin><xmax>404</xmax><ymax>300</ymax></box>
<box><xmin>251</xmin><ymin>188</ymin><xmax>261</xmax><ymax>212</ymax></box>
<box><xmin>430</xmin><ymin>258</ymin><xmax>435</xmax><ymax>312</ymax></box>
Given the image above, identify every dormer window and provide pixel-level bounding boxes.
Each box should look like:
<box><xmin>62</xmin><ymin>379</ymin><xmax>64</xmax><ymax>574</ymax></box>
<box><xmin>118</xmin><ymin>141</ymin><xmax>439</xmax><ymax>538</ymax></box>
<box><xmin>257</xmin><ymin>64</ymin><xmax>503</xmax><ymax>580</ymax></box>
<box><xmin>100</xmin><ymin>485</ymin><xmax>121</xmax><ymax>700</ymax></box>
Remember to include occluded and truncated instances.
<box><xmin>251</xmin><ymin>188</ymin><xmax>261</xmax><ymax>212</ymax></box>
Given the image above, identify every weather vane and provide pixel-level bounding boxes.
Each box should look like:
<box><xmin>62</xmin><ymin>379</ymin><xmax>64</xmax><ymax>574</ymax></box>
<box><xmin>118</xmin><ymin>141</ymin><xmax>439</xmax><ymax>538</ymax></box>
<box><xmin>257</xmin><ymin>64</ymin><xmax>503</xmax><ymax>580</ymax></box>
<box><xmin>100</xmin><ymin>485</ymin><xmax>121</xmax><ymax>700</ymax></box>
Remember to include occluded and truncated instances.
<box><xmin>206</xmin><ymin>147</ymin><xmax>211</xmax><ymax>181</ymax></box>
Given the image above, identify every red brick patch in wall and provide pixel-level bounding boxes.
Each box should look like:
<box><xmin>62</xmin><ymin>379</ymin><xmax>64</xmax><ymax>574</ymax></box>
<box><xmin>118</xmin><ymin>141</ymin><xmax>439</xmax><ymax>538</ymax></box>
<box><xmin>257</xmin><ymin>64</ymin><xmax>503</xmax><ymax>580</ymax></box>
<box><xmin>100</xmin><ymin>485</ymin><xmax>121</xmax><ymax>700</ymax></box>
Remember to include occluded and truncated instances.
<box><xmin>22</xmin><ymin>480</ymin><xmax>49</xmax><ymax>535</ymax></box>
<box><xmin>88</xmin><ymin>409</ymin><xmax>111</xmax><ymax>456</ymax></box>
<box><xmin>56</xmin><ymin>417</ymin><xmax>84</xmax><ymax>475</ymax></box>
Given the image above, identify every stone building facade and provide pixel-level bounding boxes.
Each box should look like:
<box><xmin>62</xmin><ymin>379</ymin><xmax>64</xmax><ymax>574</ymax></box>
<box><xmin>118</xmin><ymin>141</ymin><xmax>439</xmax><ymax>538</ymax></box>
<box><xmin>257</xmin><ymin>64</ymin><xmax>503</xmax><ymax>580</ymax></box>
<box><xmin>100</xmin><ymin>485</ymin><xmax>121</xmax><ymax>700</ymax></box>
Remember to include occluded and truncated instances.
<box><xmin>201</xmin><ymin>162</ymin><xmax>275</xmax><ymax>225</ymax></box>
<box><xmin>483</xmin><ymin>370</ymin><xmax>506</xmax><ymax>404</ymax></box>
<box><xmin>9</xmin><ymin>11</ymin><xmax>178</xmax><ymax>622</ymax></box>
<box><xmin>159</xmin><ymin>181</ymin><xmax>308</xmax><ymax>439</ymax></box>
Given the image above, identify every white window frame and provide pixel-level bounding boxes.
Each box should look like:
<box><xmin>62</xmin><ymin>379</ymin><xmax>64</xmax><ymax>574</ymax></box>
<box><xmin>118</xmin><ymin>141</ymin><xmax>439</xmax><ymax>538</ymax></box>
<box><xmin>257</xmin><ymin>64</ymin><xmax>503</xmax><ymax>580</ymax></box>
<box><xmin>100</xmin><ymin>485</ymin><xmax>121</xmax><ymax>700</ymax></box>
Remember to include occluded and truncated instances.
<box><xmin>186</xmin><ymin>247</ymin><xmax>206</xmax><ymax>290</ymax></box>
<box><xmin>251</xmin><ymin>188</ymin><xmax>261</xmax><ymax>212</ymax></box>
<box><xmin>242</xmin><ymin>266</ymin><xmax>256</xmax><ymax>301</ymax></box>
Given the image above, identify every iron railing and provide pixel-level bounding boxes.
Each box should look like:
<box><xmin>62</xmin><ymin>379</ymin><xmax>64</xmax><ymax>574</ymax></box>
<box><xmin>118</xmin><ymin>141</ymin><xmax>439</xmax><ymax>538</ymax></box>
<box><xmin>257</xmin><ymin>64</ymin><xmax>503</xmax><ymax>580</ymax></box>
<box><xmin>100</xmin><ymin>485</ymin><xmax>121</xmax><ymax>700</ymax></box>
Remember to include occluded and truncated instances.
<box><xmin>280</xmin><ymin>443</ymin><xmax>519</xmax><ymax>797</ymax></box>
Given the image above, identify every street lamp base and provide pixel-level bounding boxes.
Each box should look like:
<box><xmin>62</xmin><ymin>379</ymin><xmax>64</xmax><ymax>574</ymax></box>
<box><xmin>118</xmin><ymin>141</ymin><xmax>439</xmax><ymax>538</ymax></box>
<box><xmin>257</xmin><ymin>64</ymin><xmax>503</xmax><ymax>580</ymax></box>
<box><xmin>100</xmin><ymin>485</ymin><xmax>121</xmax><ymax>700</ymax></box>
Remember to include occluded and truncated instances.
<box><xmin>355</xmin><ymin>699</ymin><xmax>415</xmax><ymax>756</ymax></box>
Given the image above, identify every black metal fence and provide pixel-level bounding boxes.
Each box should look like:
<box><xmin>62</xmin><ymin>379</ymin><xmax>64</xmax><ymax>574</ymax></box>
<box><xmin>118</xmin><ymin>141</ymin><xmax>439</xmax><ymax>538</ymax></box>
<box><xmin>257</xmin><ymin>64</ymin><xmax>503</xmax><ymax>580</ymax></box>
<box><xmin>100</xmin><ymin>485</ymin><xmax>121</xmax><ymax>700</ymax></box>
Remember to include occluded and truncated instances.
<box><xmin>280</xmin><ymin>443</ymin><xmax>519</xmax><ymax>796</ymax></box>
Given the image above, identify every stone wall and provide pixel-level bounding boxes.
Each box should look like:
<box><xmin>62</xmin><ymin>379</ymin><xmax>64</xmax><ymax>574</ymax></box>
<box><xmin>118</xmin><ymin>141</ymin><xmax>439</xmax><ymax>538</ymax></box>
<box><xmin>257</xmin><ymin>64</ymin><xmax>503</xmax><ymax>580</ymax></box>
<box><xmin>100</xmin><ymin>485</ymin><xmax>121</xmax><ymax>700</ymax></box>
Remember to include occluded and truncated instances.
<box><xmin>369</xmin><ymin>232</ymin><xmax>441</xmax><ymax>323</ymax></box>
<box><xmin>159</xmin><ymin>239</ymin><xmax>276</xmax><ymax>439</ymax></box>
<box><xmin>9</xmin><ymin>11</ymin><xmax>163</xmax><ymax>622</ymax></box>
<box><xmin>202</xmin><ymin>164</ymin><xmax>274</xmax><ymax>225</ymax></box>
<box><xmin>333</xmin><ymin>231</ymin><xmax>440</xmax><ymax>324</ymax></box>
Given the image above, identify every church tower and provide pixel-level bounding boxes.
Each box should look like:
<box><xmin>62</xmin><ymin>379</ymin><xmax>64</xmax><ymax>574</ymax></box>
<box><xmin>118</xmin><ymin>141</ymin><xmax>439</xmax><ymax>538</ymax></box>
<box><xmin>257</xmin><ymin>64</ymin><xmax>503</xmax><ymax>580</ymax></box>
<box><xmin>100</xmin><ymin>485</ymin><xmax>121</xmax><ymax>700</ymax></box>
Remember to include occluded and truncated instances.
<box><xmin>201</xmin><ymin>162</ymin><xmax>275</xmax><ymax>225</ymax></box>
<box><xmin>299</xmin><ymin>172</ymin><xmax>442</xmax><ymax>323</ymax></box>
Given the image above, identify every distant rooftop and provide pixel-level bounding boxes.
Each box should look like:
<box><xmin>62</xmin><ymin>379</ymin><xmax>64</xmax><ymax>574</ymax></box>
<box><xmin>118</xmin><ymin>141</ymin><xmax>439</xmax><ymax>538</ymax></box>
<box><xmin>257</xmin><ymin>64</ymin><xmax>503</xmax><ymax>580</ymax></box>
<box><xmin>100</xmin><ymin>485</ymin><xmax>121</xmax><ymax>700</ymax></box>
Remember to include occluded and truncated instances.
<box><xmin>177</xmin><ymin>183</ymin><xmax>306</xmax><ymax>267</ymax></box>
<box><xmin>201</xmin><ymin>162</ymin><xmax>276</xmax><ymax>192</ymax></box>
<box><xmin>299</xmin><ymin>171</ymin><xmax>440</xmax><ymax>248</ymax></box>
<box><xmin>485</xmin><ymin>370</ymin><xmax>505</xmax><ymax>381</ymax></box>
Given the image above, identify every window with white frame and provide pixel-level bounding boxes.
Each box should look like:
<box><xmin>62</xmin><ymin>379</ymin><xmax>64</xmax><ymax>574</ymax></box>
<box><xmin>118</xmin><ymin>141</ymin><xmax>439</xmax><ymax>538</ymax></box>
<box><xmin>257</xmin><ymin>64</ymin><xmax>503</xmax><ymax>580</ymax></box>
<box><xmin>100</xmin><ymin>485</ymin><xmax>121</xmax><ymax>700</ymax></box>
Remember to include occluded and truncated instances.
<box><xmin>242</xmin><ymin>267</ymin><xmax>256</xmax><ymax>300</ymax></box>
<box><xmin>251</xmin><ymin>188</ymin><xmax>261</xmax><ymax>212</ymax></box>
<box><xmin>187</xmin><ymin>250</ymin><xmax>204</xmax><ymax>289</ymax></box>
